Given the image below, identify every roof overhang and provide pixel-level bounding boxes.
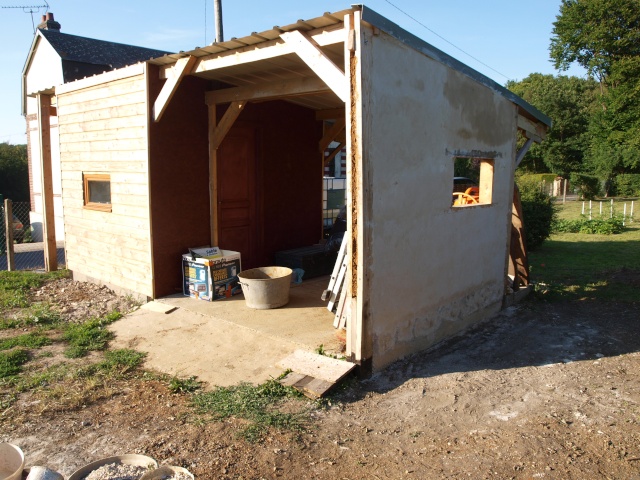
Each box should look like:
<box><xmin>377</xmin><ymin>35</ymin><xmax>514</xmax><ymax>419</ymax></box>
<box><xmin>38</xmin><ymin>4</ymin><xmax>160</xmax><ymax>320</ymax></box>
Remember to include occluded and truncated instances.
<box><xmin>148</xmin><ymin>7</ymin><xmax>355</xmax><ymax>120</ymax></box>
<box><xmin>147</xmin><ymin>4</ymin><xmax>550</xmax><ymax>135</ymax></box>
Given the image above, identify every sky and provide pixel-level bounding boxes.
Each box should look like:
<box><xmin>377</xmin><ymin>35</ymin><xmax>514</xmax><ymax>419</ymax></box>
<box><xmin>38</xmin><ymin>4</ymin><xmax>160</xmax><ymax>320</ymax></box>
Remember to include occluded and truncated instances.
<box><xmin>0</xmin><ymin>0</ymin><xmax>587</xmax><ymax>145</ymax></box>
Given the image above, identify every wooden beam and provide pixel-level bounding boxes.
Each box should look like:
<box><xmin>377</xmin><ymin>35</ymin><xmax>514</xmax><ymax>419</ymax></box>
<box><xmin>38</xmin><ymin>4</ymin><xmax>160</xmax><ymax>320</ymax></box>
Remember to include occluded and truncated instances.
<box><xmin>323</xmin><ymin>142</ymin><xmax>344</xmax><ymax>167</ymax></box>
<box><xmin>177</xmin><ymin>26</ymin><xmax>346</xmax><ymax>79</ymax></box>
<box><xmin>208</xmin><ymin>105</ymin><xmax>219</xmax><ymax>247</ymax></box>
<box><xmin>515</xmin><ymin>138</ymin><xmax>534</xmax><ymax>167</ymax></box>
<box><xmin>509</xmin><ymin>184</ymin><xmax>530</xmax><ymax>288</ymax></box>
<box><xmin>206</xmin><ymin>76</ymin><xmax>330</xmax><ymax>105</ymax></box>
<box><xmin>319</xmin><ymin>117</ymin><xmax>346</xmax><ymax>152</ymax></box>
<box><xmin>280</xmin><ymin>30</ymin><xmax>348</xmax><ymax>103</ymax></box>
<box><xmin>517</xmin><ymin>114</ymin><xmax>545</xmax><ymax>142</ymax></box>
<box><xmin>153</xmin><ymin>55</ymin><xmax>197</xmax><ymax>122</ymax></box>
<box><xmin>316</xmin><ymin>107</ymin><xmax>344</xmax><ymax>120</ymax></box>
<box><xmin>4</xmin><ymin>199</ymin><xmax>15</xmax><ymax>271</ymax></box>
<box><xmin>37</xmin><ymin>93</ymin><xmax>57</xmax><ymax>272</ymax></box>
<box><xmin>210</xmin><ymin>101</ymin><xmax>246</xmax><ymax>151</ymax></box>
<box><xmin>208</xmin><ymin>101</ymin><xmax>246</xmax><ymax>246</ymax></box>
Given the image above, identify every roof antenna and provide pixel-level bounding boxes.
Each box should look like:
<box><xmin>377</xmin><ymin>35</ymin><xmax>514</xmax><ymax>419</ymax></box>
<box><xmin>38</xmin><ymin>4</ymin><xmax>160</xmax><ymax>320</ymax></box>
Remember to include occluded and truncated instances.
<box><xmin>2</xmin><ymin>2</ymin><xmax>50</xmax><ymax>33</ymax></box>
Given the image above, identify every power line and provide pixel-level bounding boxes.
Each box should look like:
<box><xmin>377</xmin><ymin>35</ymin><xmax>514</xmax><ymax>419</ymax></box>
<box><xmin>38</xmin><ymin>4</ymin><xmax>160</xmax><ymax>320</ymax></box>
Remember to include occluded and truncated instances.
<box><xmin>381</xmin><ymin>0</ymin><xmax>510</xmax><ymax>81</ymax></box>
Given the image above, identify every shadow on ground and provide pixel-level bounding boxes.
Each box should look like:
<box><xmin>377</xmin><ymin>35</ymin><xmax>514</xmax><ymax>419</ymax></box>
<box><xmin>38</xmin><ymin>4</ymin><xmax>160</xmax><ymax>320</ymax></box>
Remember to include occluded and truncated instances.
<box><xmin>340</xmin><ymin>299</ymin><xmax>640</xmax><ymax>400</ymax></box>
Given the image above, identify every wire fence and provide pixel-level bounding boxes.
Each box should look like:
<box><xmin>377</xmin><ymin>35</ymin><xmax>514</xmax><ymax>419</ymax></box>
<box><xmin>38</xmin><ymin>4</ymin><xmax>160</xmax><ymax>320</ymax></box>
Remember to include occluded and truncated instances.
<box><xmin>323</xmin><ymin>177</ymin><xmax>346</xmax><ymax>237</ymax></box>
<box><xmin>0</xmin><ymin>200</ymin><xmax>66</xmax><ymax>272</ymax></box>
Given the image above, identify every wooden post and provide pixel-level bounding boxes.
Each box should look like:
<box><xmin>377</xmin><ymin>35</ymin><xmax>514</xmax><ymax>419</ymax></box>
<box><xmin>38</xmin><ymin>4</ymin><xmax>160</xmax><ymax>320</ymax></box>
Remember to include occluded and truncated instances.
<box><xmin>610</xmin><ymin>199</ymin><xmax>614</xmax><ymax>219</ymax></box>
<box><xmin>4</xmin><ymin>199</ymin><xmax>15</xmax><ymax>271</ymax></box>
<box><xmin>208</xmin><ymin>104</ymin><xmax>219</xmax><ymax>247</ymax></box>
<box><xmin>37</xmin><ymin>93</ymin><xmax>57</xmax><ymax>271</ymax></box>
<box><xmin>562</xmin><ymin>178</ymin><xmax>567</xmax><ymax>204</ymax></box>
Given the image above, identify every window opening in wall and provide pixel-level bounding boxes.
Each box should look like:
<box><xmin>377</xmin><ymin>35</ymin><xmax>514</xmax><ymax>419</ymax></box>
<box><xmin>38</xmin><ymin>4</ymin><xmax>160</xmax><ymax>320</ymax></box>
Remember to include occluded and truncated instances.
<box><xmin>83</xmin><ymin>173</ymin><xmax>112</xmax><ymax>212</ymax></box>
<box><xmin>452</xmin><ymin>156</ymin><xmax>494</xmax><ymax>206</ymax></box>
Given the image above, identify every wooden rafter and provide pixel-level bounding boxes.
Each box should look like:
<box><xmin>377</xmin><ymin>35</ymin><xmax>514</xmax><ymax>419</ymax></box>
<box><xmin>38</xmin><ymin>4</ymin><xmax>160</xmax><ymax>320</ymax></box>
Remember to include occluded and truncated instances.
<box><xmin>205</xmin><ymin>77</ymin><xmax>330</xmax><ymax>105</ymax></box>
<box><xmin>319</xmin><ymin>117</ymin><xmax>346</xmax><ymax>152</ymax></box>
<box><xmin>280</xmin><ymin>30</ymin><xmax>348</xmax><ymax>102</ymax></box>
<box><xmin>515</xmin><ymin>138</ymin><xmax>534</xmax><ymax>167</ymax></box>
<box><xmin>210</xmin><ymin>101</ymin><xmax>246</xmax><ymax>151</ymax></box>
<box><xmin>153</xmin><ymin>55</ymin><xmax>197</xmax><ymax>122</ymax></box>
<box><xmin>316</xmin><ymin>107</ymin><xmax>344</xmax><ymax>120</ymax></box>
<box><xmin>323</xmin><ymin>143</ymin><xmax>344</xmax><ymax>167</ymax></box>
<box><xmin>160</xmin><ymin>26</ymin><xmax>346</xmax><ymax>79</ymax></box>
<box><xmin>517</xmin><ymin>114</ymin><xmax>545</xmax><ymax>143</ymax></box>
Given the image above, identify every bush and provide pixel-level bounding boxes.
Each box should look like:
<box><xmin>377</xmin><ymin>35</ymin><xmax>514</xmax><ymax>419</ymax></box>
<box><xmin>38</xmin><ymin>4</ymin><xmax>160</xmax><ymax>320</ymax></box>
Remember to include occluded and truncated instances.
<box><xmin>517</xmin><ymin>180</ymin><xmax>557</xmax><ymax>251</ymax></box>
<box><xmin>552</xmin><ymin>217</ymin><xmax>624</xmax><ymax>235</ymax></box>
<box><xmin>613</xmin><ymin>174</ymin><xmax>640</xmax><ymax>197</ymax></box>
<box><xmin>570</xmin><ymin>173</ymin><xmax>601</xmax><ymax>199</ymax></box>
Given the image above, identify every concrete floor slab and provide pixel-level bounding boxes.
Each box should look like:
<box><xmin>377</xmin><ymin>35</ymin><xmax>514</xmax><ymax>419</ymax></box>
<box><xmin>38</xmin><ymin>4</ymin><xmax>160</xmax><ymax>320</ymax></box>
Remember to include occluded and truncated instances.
<box><xmin>110</xmin><ymin>276</ymin><xmax>344</xmax><ymax>387</ymax></box>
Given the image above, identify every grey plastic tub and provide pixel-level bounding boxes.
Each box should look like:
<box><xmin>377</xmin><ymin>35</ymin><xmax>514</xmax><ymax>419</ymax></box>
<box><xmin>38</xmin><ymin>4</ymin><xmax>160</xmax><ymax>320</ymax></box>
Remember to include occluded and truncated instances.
<box><xmin>237</xmin><ymin>266</ymin><xmax>293</xmax><ymax>309</ymax></box>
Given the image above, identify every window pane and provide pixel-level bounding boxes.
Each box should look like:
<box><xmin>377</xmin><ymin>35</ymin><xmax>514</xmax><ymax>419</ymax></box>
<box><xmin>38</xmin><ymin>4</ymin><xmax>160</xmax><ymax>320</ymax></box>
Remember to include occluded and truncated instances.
<box><xmin>88</xmin><ymin>181</ymin><xmax>111</xmax><ymax>204</ymax></box>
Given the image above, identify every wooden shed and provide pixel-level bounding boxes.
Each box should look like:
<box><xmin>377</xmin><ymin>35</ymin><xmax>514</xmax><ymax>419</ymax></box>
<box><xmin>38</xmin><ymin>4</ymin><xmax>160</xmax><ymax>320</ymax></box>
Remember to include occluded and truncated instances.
<box><xmin>41</xmin><ymin>5</ymin><xmax>550</xmax><ymax>373</ymax></box>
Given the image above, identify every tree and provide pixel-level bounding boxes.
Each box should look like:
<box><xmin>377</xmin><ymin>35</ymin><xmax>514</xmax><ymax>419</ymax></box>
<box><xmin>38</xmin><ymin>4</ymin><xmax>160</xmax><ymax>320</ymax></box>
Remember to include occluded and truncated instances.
<box><xmin>507</xmin><ymin>74</ymin><xmax>598</xmax><ymax>177</ymax></box>
<box><xmin>0</xmin><ymin>143</ymin><xmax>29</xmax><ymax>202</ymax></box>
<box><xmin>550</xmin><ymin>0</ymin><xmax>640</xmax><ymax>84</ymax></box>
<box><xmin>550</xmin><ymin>0</ymin><xmax>640</xmax><ymax>192</ymax></box>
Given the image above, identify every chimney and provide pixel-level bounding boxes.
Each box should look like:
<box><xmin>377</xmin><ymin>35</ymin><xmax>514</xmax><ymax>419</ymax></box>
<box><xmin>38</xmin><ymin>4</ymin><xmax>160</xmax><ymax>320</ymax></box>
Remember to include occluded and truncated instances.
<box><xmin>37</xmin><ymin>12</ymin><xmax>61</xmax><ymax>32</ymax></box>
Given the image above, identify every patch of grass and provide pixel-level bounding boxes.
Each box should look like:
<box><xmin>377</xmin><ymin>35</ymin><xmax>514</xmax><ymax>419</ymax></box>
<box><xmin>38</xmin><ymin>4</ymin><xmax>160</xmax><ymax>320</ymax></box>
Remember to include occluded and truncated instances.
<box><xmin>13</xmin><ymin>362</ymin><xmax>74</xmax><ymax>391</ymax></box>
<box><xmin>99</xmin><ymin>349</ymin><xmax>146</xmax><ymax>374</ymax></box>
<box><xmin>0</xmin><ymin>270</ymin><xmax>68</xmax><ymax>312</ymax></box>
<box><xmin>0</xmin><ymin>302</ymin><xmax>62</xmax><ymax>331</ymax></box>
<box><xmin>0</xmin><ymin>332</ymin><xmax>51</xmax><ymax>351</ymax></box>
<box><xmin>191</xmin><ymin>377</ymin><xmax>305</xmax><ymax>442</ymax></box>
<box><xmin>169</xmin><ymin>376</ymin><xmax>202</xmax><ymax>394</ymax></box>
<box><xmin>62</xmin><ymin>311</ymin><xmax>123</xmax><ymax>358</ymax></box>
<box><xmin>530</xmin><ymin>206</ymin><xmax>640</xmax><ymax>301</ymax></box>
<box><xmin>0</xmin><ymin>349</ymin><xmax>29</xmax><ymax>378</ymax></box>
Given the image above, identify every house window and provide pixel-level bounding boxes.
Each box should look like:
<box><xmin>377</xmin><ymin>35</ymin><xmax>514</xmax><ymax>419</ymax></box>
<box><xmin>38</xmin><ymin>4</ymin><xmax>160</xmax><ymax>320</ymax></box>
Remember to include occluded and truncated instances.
<box><xmin>452</xmin><ymin>157</ymin><xmax>494</xmax><ymax>207</ymax></box>
<box><xmin>83</xmin><ymin>173</ymin><xmax>112</xmax><ymax>212</ymax></box>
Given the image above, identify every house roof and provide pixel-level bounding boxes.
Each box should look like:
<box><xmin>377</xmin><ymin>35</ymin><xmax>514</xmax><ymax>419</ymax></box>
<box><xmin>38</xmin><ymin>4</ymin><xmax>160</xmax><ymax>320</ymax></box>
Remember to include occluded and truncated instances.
<box><xmin>22</xmin><ymin>27</ymin><xmax>172</xmax><ymax>114</ymax></box>
<box><xmin>38</xmin><ymin>29</ymin><xmax>171</xmax><ymax>73</ymax></box>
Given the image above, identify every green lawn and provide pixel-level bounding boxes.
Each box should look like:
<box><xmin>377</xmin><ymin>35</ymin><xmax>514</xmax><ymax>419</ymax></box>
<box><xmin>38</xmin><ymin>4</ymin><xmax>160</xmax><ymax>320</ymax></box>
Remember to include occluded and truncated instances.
<box><xmin>529</xmin><ymin>199</ymin><xmax>640</xmax><ymax>302</ymax></box>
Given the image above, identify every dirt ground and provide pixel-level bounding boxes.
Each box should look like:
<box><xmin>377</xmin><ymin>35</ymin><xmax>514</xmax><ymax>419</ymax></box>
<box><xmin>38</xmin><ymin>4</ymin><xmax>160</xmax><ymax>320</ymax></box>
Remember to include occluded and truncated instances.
<box><xmin>1</xmin><ymin>278</ymin><xmax>639</xmax><ymax>479</ymax></box>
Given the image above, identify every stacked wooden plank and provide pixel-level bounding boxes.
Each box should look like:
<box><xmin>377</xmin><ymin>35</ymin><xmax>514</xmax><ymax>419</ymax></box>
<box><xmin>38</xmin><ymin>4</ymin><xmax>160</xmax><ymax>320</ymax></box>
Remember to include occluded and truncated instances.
<box><xmin>321</xmin><ymin>240</ymin><xmax>348</xmax><ymax>329</ymax></box>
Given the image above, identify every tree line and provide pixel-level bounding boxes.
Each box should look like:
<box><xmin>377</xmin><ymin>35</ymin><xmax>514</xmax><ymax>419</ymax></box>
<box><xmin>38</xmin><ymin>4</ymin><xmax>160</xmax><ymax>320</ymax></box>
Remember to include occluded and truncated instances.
<box><xmin>508</xmin><ymin>0</ymin><xmax>640</xmax><ymax>197</ymax></box>
<box><xmin>0</xmin><ymin>142</ymin><xmax>29</xmax><ymax>203</ymax></box>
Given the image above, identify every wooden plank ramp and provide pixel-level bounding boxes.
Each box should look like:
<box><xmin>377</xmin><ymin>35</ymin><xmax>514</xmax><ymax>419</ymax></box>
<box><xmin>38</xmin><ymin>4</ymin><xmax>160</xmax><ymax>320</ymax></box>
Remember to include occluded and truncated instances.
<box><xmin>278</xmin><ymin>349</ymin><xmax>356</xmax><ymax>399</ymax></box>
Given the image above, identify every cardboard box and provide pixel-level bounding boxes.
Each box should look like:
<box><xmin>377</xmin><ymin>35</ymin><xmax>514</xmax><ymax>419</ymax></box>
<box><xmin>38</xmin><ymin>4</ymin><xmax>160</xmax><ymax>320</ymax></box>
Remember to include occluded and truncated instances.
<box><xmin>182</xmin><ymin>250</ymin><xmax>242</xmax><ymax>301</ymax></box>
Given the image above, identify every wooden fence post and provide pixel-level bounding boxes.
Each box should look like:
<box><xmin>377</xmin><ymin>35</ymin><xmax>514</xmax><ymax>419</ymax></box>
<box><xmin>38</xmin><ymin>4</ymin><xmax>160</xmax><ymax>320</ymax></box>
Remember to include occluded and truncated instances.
<box><xmin>4</xmin><ymin>199</ymin><xmax>16</xmax><ymax>271</ymax></box>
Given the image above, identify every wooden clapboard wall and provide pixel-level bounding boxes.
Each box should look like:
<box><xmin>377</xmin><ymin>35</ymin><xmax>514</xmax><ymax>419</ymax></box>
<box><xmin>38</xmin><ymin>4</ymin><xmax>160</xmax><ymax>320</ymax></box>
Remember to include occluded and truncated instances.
<box><xmin>57</xmin><ymin>66</ymin><xmax>154</xmax><ymax>298</ymax></box>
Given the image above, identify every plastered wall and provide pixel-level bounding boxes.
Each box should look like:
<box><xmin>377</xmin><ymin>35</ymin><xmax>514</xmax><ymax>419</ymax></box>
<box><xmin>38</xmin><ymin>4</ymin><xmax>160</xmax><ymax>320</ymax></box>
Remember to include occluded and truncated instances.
<box><xmin>361</xmin><ymin>28</ymin><xmax>517</xmax><ymax>369</ymax></box>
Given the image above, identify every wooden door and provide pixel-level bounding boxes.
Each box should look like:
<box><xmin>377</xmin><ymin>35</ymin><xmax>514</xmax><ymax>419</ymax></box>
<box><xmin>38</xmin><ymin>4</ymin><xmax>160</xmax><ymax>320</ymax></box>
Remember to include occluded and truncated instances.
<box><xmin>217</xmin><ymin>125</ymin><xmax>258</xmax><ymax>269</ymax></box>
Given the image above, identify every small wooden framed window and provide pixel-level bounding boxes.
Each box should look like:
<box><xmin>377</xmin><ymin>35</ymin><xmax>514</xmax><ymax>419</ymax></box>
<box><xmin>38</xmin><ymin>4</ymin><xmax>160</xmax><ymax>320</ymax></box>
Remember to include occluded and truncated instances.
<box><xmin>83</xmin><ymin>173</ymin><xmax>112</xmax><ymax>212</ymax></box>
<box><xmin>452</xmin><ymin>157</ymin><xmax>494</xmax><ymax>207</ymax></box>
